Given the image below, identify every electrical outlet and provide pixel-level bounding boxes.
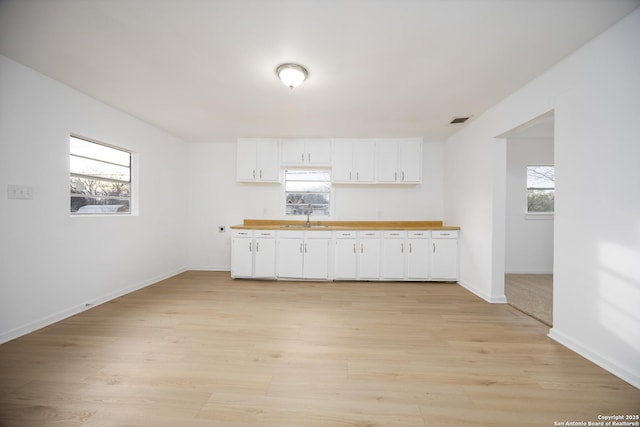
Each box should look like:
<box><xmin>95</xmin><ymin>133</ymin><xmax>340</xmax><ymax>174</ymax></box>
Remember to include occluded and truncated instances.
<box><xmin>218</xmin><ymin>225</ymin><xmax>226</xmax><ymax>233</ymax></box>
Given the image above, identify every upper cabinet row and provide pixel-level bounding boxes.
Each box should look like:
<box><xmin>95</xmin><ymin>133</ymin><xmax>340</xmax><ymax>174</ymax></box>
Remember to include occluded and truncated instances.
<box><xmin>236</xmin><ymin>138</ymin><xmax>422</xmax><ymax>184</ymax></box>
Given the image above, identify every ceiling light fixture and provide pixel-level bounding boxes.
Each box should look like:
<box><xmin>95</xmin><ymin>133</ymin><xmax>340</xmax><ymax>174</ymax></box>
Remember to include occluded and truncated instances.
<box><xmin>276</xmin><ymin>63</ymin><xmax>308</xmax><ymax>89</ymax></box>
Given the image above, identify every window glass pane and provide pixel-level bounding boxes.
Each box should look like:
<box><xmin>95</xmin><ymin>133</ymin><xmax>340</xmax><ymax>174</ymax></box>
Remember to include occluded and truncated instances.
<box><xmin>285</xmin><ymin>181</ymin><xmax>331</xmax><ymax>192</ymax></box>
<box><xmin>70</xmin><ymin>135</ymin><xmax>131</xmax><ymax>215</ymax></box>
<box><xmin>70</xmin><ymin>177</ymin><xmax>130</xmax><ymax>213</ymax></box>
<box><xmin>527</xmin><ymin>166</ymin><xmax>554</xmax><ymax>213</ymax></box>
<box><xmin>70</xmin><ymin>155</ymin><xmax>130</xmax><ymax>182</ymax></box>
<box><xmin>527</xmin><ymin>166</ymin><xmax>554</xmax><ymax>189</ymax></box>
<box><xmin>284</xmin><ymin>169</ymin><xmax>331</xmax><ymax>217</ymax></box>
<box><xmin>70</xmin><ymin>136</ymin><xmax>130</xmax><ymax>166</ymax></box>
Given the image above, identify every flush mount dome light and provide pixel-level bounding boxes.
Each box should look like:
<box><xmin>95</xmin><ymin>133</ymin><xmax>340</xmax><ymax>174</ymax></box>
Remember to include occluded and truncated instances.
<box><xmin>276</xmin><ymin>63</ymin><xmax>308</xmax><ymax>88</ymax></box>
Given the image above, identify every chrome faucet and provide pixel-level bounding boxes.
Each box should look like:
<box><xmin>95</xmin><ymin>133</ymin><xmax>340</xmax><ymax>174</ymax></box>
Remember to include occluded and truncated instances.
<box><xmin>305</xmin><ymin>203</ymin><xmax>313</xmax><ymax>228</ymax></box>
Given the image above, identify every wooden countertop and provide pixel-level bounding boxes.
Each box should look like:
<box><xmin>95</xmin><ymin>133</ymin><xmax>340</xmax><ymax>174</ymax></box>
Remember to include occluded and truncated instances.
<box><xmin>230</xmin><ymin>219</ymin><xmax>460</xmax><ymax>231</ymax></box>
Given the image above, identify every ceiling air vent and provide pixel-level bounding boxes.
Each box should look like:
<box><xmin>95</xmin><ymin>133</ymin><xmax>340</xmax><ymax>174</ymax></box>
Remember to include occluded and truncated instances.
<box><xmin>450</xmin><ymin>116</ymin><xmax>470</xmax><ymax>125</ymax></box>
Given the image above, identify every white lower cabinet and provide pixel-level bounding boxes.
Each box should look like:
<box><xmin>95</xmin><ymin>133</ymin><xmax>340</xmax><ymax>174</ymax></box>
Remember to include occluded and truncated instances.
<box><xmin>382</xmin><ymin>231</ymin><xmax>406</xmax><ymax>280</ymax></box>
<box><xmin>232</xmin><ymin>228</ymin><xmax>458</xmax><ymax>282</ymax></box>
<box><xmin>407</xmin><ymin>231</ymin><xmax>430</xmax><ymax>280</ymax></box>
<box><xmin>277</xmin><ymin>231</ymin><xmax>331</xmax><ymax>280</ymax></box>
<box><xmin>358</xmin><ymin>231</ymin><xmax>381</xmax><ymax>279</ymax></box>
<box><xmin>231</xmin><ymin>230</ymin><xmax>276</xmax><ymax>279</ymax></box>
<box><xmin>333</xmin><ymin>230</ymin><xmax>381</xmax><ymax>280</ymax></box>
<box><xmin>430</xmin><ymin>230</ymin><xmax>459</xmax><ymax>280</ymax></box>
<box><xmin>254</xmin><ymin>231</ymin><xmax>277</xmax><ymax>278</ymax></box>
<box><xmin>334</xmin><ymin>231</ymin><xmax>358</xmax><ymax>279</ymax></box>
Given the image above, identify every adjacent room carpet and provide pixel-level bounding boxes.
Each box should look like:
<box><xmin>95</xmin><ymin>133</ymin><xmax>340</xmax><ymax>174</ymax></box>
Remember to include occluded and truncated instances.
<box><xmin>505</xmin><ymin>274</ymin><xmax>553</xmax><ymax>326</ymax></box>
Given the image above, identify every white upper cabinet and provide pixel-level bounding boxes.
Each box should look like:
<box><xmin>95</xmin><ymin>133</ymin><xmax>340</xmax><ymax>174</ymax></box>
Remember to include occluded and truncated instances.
<box><xmin>236</xmin><ymin>138</ymin><xmax>280</xmax><ymax>182</ymax></box>
<box><xmin>280</xmin><ymin>139</ymin><xmax>331</xmax><ymax>166</ymax></box>
<box><xmin>332</xmin><ymin>139</ymin><xmax>376</xmax><ymax>183</ymax></box>
<box><xmin>375</xmin><ymin>138</ymin><xmax>422</xmax><ymax>184</ymax></box>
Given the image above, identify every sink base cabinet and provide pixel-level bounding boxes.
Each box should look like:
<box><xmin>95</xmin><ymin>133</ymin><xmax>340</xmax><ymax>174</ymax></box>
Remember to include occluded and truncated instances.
<box><xmin>231</xmin><ymin>229</ymin><xmax>458</xmax><ymax>282</ymax></box>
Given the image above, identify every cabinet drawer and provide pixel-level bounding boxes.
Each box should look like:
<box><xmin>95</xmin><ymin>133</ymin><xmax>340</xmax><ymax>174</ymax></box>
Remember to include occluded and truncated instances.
<box><xmin>232</xmin><ymin>229</ymin><xmax>253</xmax><ymax>238</ymax></box>
<box><xmin>359</xmin><ymin>231</ymin><xmax>381</xmax><ymax>238</ymax></box>
<box><xmin>432</xmin><ymin>230</ymin><xmax>458</xmax><ymax>239</ymax></box>
<box><xmin>407</xmin><ymin>230</ymin><xmax>429</xmax><ymax>238</ymax></box>
<box><xmin>336</xmin><ymin>230</ymin><xmax>357</xmax><ymax>238</ymax></box>
<box><xmin>255</xmin><ymin>230</ymin><xmax>276</xmax><ymax>238</ymax></box>
<box><xmin>383</xmin><ymin>231</ymin><xmax>406</xmax><ymax>238</ymax></box>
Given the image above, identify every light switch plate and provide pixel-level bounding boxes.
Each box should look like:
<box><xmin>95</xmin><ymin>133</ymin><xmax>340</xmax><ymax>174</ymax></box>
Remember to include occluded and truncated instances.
<box><xmin>7</xmin><ymin>185</ymin><xmax>33</xmax><ymax>199</ymax></box>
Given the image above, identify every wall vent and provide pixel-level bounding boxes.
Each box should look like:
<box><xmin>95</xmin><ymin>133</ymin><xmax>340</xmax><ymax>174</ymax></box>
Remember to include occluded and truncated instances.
<box><xmin>450</xmin><ymin>116</ymin><xmax>470</xmax><ymax>124</ymax></box>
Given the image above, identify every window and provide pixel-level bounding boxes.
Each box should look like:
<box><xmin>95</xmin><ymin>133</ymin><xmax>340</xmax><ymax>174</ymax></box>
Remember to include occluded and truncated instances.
<box><xmin>285</xmin><ymin>169</ymin><xmax>330</xmax><ymax>216</ymax></box>
<box><xmin>527</xmin><ymin>165</ymin><xmax>554</xmax><ymax>213</ymax></box>
<box><xmin>70</xmin><ymin>135</ymin><xmax>131</xmax><ymax>214</ymax></box>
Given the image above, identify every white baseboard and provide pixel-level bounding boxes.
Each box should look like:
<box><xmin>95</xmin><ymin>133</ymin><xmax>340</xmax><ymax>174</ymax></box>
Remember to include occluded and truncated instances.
<box><xmin>188</xmin><ymin>266</ymin><xmax>230</xmax><ymax>272</ymax></box>
<box><xmin>457</xmin><ymin>280</ymin><xmax>507</xmax><ymax>303</ymax></box>
<box><xmin>548</xmin><ymin>327</ymin><xmax>640</xmax><ymax>389</ymax></box>
<box><xmin>505</xmin><ymin>269</ymin><xmax>553</xmax><ymax>275</ymax></box>
<box><xmin>0</xmin><ymin>267</ymin><xmax>187</xmax><ymax>345</ymax></box>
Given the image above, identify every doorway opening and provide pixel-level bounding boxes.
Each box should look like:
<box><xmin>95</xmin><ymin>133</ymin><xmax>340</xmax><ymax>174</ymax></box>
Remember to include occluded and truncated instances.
<box><xmin>501</xmin><ymin>111</ymin><xmax>555</xmax><ymax>326</ymax></box>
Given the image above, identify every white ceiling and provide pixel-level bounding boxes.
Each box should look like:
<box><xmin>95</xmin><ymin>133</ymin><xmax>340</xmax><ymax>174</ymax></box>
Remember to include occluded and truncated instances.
<box><xmin>0</xmin><ymin>0</ymin><xmax>637</xmax><ymax>142</ymax></box>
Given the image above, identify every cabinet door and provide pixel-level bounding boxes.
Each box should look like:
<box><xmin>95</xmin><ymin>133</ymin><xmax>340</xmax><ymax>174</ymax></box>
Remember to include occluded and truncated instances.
<box><xmin>332</xmin><ymin>142</ymin><xmax>354</xmax><ymax>182</ymax></box>
<box><xmin>431</xmin><ymin>238</ymin><xmax>458</xmax><ymax>280</ymax></box>
<box><xmin>277</xmin><ymin>238</ymin><xmax>304</xmax><ymax>278</ymax></box>
<box><xmin>376</xmin><ymin>141</ymin><xmax>400</xmax><ymax>183</ymax></box>
<box><xmin>382</xmin><ymin>238</ymin><xmax>405</xmax><ymax>279</ymax></box>
<box><xmin>399</xmin><ymin>140</ymin><xmax>422</xmax><ymax>183</ymax></box>
<box><xmin>231</xmin><ymin>237</ymin><xmax>253</xmax><ymax>277</ymax></box>
<box><xmin>359</xmin><ymin>238</ymin><xmax>381</xmax><ymax>279</ymax></box>
<box><xmin>353</xmin><ymin>141</ymin><xmax>376</xmax><ymax>183</ymax></box>
<box><xmin>256</xmin><ymin>139</ymin><xmax>280</xmax><ymax>182</ymax></box>
<box><xmin>254</xmin><ymin>238</ymin><xmax>276</xmax><ymax>278</ymax></box>
<box><xmin>236</xmin><ymin>140</ymin><xmax>258</xmax><ymax>181</ymax></box>
<box><xmin>305</xmin><ymin>140</ymin><xmax>331</xmax><ymax>165</ymax></box>
<box><xmin>303</xmin><ymin>239</ymin><xmax>330</xmax><ymax>279</ymax></box>
<box><xmin>334</xmin><ymin>238</ymin><xmax>357</xmax><ymax>279</ymax></box>
<box><xmin>280</xmin><ymin>140</ymin><xmax>306</xmax><ymax>165</ymax></box>
<box><xmin>406</xmin><ymin>238</ymin><xmax>430</xmax><ymax>279</ymax></box>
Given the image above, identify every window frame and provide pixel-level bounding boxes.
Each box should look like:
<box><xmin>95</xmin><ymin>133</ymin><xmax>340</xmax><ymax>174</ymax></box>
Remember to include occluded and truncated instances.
<box><xmin>283</xmin><ymin>168</ymin><xmax>332</xmax><ymax>218</ymax></box>
<box><xmin>526</xmin><ymin>164</ymin><xmax>555</xmax><ymax>217</ymax></box>
<box><xmin>69</xmin><ymin>134</ymin><xmax>133</xmax><ymax>215</ymax></box>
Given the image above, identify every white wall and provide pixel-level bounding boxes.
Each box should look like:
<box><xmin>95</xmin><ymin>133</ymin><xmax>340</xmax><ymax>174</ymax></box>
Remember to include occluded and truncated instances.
<box><xmin>444</xmin><ymin>9</ymin><xmax>640</xmax><ymax>387</ymax></box>
<box><xmin>506</xmin><ymin>137</ymin><xmax>554</xmax><ymax>273</ymax></box>
<box><xmin>186</xmin><ymin>141</ymin><xmax>444</xmax><ymax>270</ymax></box>
<box><xmin>0</xmin><ymin>55</ymin><xmax>189</xmax><ymax>343</ymax></box>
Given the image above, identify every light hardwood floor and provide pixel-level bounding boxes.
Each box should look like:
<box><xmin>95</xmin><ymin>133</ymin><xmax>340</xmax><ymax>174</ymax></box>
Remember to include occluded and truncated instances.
<box><xmin>1</xmin><ymin>271</ymin><xmax>638</xmax><ymax>426</ymax></box>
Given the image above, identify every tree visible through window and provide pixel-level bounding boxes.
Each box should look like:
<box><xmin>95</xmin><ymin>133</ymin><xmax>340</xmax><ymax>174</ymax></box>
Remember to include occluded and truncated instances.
<box><xmin>70</xmin><ymin>135</ymin><xmax>131</xmax><ymax>214</ymax></box>
<box><xmin>527</xmin><ymin>165</ymin><xmax>554</xmax><ymax>213</ymax></box>
<box><xmin>285</xmin><ymin>170</ymin><xmax>330</xmax><ymax>216</ymax></box>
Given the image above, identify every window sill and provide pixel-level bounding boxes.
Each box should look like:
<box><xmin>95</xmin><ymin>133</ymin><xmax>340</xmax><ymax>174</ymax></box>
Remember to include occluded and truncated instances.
<box><xmin>524</xmin><ymin>212</ymin><xmax>554</xmax><ymax>220</ymax></box>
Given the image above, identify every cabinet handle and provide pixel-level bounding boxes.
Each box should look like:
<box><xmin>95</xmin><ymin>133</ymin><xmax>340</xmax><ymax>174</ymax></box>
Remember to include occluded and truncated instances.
<box><xmin>409</xmin><ymin>243</ymin><xmax>412</xmax><ymax>253</ymax></box>
<box><xmin>249</xmin><ymin>242</ymin><xmax>252</xmax><ymax>252</ymax></box>
<box><xmin>349</xmin><ymin>171</ymin><xmax>352</xmax><ymax>181</ymax></box>
<box><xmin>395</xmin><ymin>171</ymin><xmax>397</xmax><ymax>181</ymax></box>
<box><xmin>304</xmin><ymin>243</ymin><xmax>307</xmax><ymax>253</ymax></box>
<box><xmin>256</xmin><ymin>242</ymin><xmax>259</xmax><ymax>252</ymax></box>
<box><xmin>356</xmin><ymin>172</ymin><xmax>359</xmax><ymax>181</ymax></box>
<box><xmin>361</xmin><ymin>243</ymin><xmax>364</xmax><ymax>253</ymax></box>
<box><xmin>253</xmin><ymin>170</ymin><xmax>256</xmax><ymax>179</ymax></box>
<box><xmin>353</xmin><ymin>244</ymin><xmax>356</xmax><ymax>253</ymax></box>
<box><xmin>308</xmin><ymin>153</ymin><xmax>311</xmax><ymax>162</ymax></box>
<box><xmin>433</xmin><ymin>243</ymin><xmax>436</xmax><ymax>253</ymax></box>
<box><xmin>301</xmin><ymin>153</ymin><xmax>304</xmax><ymax>162</ymax></box>
<box><xmin>259</xmin><ymin>169</ymin><xmax>262</xmax><ymax>179</ymax></box>
<box><xmin>300</xmin><ymin>243</ymin><xmax>303</xmax><ymax>253</ymax></box>
<box><xmin>402</xmin><ymin>171</ymin><xmax>405</xmax><ymax>181</ymax></box>
<box><xmin>401</xmin><ymin>243</ymin><xmax>404</xmax><ymax>253</ymax></box>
